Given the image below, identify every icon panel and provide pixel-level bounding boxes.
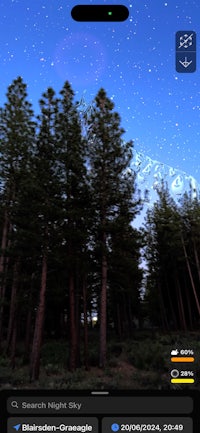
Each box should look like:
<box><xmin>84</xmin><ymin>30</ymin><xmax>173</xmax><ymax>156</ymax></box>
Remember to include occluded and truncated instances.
<box><xmin>176</xmin><ymin>31</ymin><xmax>196</xmax><ymax>73</ymax></box>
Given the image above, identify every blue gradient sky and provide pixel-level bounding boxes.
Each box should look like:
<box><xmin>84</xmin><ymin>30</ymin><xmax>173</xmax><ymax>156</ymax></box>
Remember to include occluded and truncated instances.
<box><xmin>0</xmin><ymin>0</ymin><xmax>199</xmax><ymax>180</ymax></box>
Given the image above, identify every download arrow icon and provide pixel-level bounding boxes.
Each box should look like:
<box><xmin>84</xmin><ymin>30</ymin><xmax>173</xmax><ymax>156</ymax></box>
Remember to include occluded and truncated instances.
<box><xmin>179</xmin><ymin>57</ymin><xmax>193</xmax><ymax>68</ymax></box>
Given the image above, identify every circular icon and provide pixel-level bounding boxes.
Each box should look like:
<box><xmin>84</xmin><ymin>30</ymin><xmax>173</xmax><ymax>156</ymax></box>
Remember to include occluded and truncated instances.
<box><xmin>11</xmin><ymin>401</ymin><xmax>19</xmax><ymax>409</ymax></box>
<box><xmin>111</xmin><ymin>424</ymin><xmax>120</xmax><ymax>432</ymax></box>
<box><xmin>171</xmin><ymin>369</ymin><xmax>179</xmax><ymax>378</ymax></box>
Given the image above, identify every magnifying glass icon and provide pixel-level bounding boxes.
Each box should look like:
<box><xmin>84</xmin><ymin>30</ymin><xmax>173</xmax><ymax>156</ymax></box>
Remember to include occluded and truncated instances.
<box><xmin>11</xmin><ymin>401</ymin><xmax>19</xmax><ymax>409</ymax></box>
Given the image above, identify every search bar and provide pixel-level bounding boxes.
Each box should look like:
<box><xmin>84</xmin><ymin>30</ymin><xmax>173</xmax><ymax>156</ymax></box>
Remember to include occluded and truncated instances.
<box><xmin>7</xmin><ymin>396</ymin><xmax>193</xmax><ymax>414</ymax></box>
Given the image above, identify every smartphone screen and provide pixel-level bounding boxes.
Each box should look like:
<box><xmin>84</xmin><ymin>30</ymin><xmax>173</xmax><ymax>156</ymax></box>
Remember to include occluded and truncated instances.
<box><xmin>0</xmin><ymin>0</ymin><xmax>200</xmax><ymax>431</ymax></box>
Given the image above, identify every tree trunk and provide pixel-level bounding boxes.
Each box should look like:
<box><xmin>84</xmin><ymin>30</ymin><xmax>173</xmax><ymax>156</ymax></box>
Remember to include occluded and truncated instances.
<box><xmin>176</xmin><ymin>273</ymin><xmax>187</xmax><ymax>331</ymax></box>
<box><xmin>6</xmin><ymin>260</ymin><xmax>20</xmax><ymax>354</ymax></box>
<box><xmin>122</xmin><ymin>292</ymin><xmax>128</xmax><ymax>336</ymax></box>
<box><xmin>10</xmin><ymin>316</ymin><xmax>17</xmax><ymax>369</ymax></box>
<box><xmin>193</xmin><ymin>239</ymin><xmax>200</xmax><ymax>284</ymax></box>
<box><xmin>126</xmin><ymin>297</ymin><xmax>133</xmax><ymax>336</ymax></box>
<box><xmin>0</xmin><ymin>252</ymin><xmax>10</xmax><ymax>344</ymax></box>
<box><xmin>24</xmin><ymin>273</ymin><xmax>35</xmax><ymax>360</ymax></box>
<box><xmin>165</xmin><ymin>274</ymin><xmax>178</xmax><ymax>330</ymax></box>
<box><xmin>0</xmin><ymin>211</ymin><xmax>11</xmax><ymax>344</ymax></box>
<box><xmin>181</xmin><ymin>235</ymin><xmax>200</xmax><ymax>316</ymax></box>
<box><xmin>30</xmin><ymin>253</ymin><xmax>47</xmax><ymax>381</ymax></box>
<box><xmin>24</xmin><ymin>308</ymin><xmax>32</xmax><ymax>362</ymax></box>
<box><xmin>116</xmin><ymin>302</ymin><xmax>122</xmax><ymax>338</ymax></box>
<box><xmin>75</xmin><ymin>271</ymin><xmax>81</xmax><ymax>368</ymax></box>
<box><xmin>69</xmin><ymin>272</ymin><xmax>77</xmax><ymax>371</ymax></box>
<box><xmin>158</xmin><ymin>279</ymin><xmax>169</xmax><ymax>331</ymax></box>
<box><xmin>99</xmin><ymin>233</ymin><xmax>107</xmax><ymax>368</ymax></box>
<box><xmin>0</xmin><ymin>210</ymin><xmax>9</xmax><ymax>277</ymax></box>
<box><xmin>83</xmin><ymin>276</ymin><xmax>89</xmax><ymax>370</ymax></box>
<box><xmin>183</xmin><ymin>276</ymin><xmax>193</xmax><ymax>330</ymax></box>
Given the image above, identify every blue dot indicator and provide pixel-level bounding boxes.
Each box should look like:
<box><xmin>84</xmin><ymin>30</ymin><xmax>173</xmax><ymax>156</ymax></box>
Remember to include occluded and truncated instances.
<box><xmin>111</xmin><ymin>424</ymin><xmax>120</xmax><ymax>432</ymax></box>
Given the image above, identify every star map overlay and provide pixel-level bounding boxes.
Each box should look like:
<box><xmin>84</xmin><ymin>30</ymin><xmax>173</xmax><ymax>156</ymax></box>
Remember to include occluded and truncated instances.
<box><xmin>0</xmin><ymin>0</ymin><xmax>200</xmax><ymax>211</ymax></box>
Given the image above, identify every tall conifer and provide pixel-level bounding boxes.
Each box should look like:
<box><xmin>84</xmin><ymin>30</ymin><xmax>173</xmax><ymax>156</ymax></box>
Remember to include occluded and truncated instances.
<box><xmin>0</xmin><ymin>77</ymin><xmax>35</xmax><ymax>347</ymax></box>
<box><xmin>86</xmin><ymin>88</ymin><xmax>139</xmax><ymax>367</ymax></box>
<box><xmin>29</xmin><ymin>88</ymin><xmax>61</xmax><ymax>380</ymax></box>
<box><xmin>56</xmin><ymin>81</ymin><xmax>90</xmax><ymax>371</ymax></box>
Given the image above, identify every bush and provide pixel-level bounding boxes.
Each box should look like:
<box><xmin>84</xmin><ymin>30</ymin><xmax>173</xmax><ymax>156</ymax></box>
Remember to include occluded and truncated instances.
<box><xmin>41</xmin><ymin>340</ymin><xmax>67</xmax><ymax>366</ymax></box>
<box><xmin>128</xmin><ymin>339</ymin><xmax>167</xmax><ymax>372</ymax></box>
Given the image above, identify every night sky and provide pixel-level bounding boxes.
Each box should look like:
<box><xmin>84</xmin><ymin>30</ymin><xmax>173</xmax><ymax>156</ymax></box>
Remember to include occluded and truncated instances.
<box><xmin>0</xmin><ymin>0</ymin><xmax>199</xmax><ymax>183</ymax></box>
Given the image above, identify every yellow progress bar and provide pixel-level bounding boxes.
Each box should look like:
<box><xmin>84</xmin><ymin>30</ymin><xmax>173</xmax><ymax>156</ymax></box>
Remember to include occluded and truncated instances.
<box><xmin>171</xmin><ymin>378</ymin><xmax>194</xmax><ymax>384</ymax></box>
<box><xmin>171</xmin><ymin>357</ymin><xmax>194</xmax><ymax>362</ymax></box>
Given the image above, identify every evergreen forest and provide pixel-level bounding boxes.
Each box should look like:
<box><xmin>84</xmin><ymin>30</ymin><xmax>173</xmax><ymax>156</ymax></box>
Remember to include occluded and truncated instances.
<box><xmin>0</xmin><ymin>77</ymin><xmax>200</xmax><ymax>390</ymax></box>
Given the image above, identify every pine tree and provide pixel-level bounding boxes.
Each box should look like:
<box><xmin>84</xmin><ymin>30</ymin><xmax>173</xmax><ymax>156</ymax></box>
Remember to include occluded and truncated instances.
<box><xmin>144</xmin><ymin>185</ymin><xmax>193</xmax><ymax>331</ymax></box>
<box><xmin>56</xmin><ymin>81</ymin><xmax>90</xmax><ymax>371</ymax></box>
<box><xmin>179</xmin><ymin>195</ymin><xmax>200</xmax><ymax>321</ymax></box>
<box><xmin>29</xmin><ymin>87</ymin><xmax>62</xmax><ymax>381</ymax></box>
<box><xmin>86</xmin><ymin>88</ymin><xmax>140</xmax><ymax>367</ymax></box>
<box><xmin>109</xmin><ymin>214</ymin><xmax>143</xmax><ymax>337</ymax></box>
<box><xmin>0</xmin><ymin>77</ymin><xmax>35</xmax><ymax>347</ymax></box>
